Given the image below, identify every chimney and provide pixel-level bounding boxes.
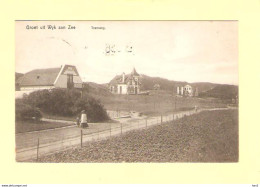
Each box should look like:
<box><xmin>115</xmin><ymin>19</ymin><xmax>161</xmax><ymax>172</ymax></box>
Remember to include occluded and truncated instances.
<box><xmin>122</xmin><ymin>72</ymin><xmax>125</xmax><ymax>83</ymax></box>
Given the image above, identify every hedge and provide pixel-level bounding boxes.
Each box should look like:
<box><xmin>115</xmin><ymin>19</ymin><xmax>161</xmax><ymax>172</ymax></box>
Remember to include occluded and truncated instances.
<box><xmin>15</xmin><ymin>99</ymin><xmax>42</xmax><ymax>121</ymax></box>
<box><xmin>19</xmin><ymin>88</ymin><xmax>109</xmax><ymax>122</ymax></box>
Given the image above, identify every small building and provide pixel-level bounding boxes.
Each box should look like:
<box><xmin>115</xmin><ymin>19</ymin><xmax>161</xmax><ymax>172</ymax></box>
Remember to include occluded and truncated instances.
<box><xmin>153</xmin><ymin>84</ymin><xmax>160</xmax><ymax>90</ymax></box>
<box><xmin>16</xmin><ymin>64</ymin><xmax>83</xmax><ymax>91</ymax></box>
<box><xmin>109</xmin><ymin>68</ymin><xmax>141</xmax><ymax>95</ymax></box>
<box><xmin>176</xmin><ymin>84</ymin><xmax>198</xmax><ymax>97</ymax></box>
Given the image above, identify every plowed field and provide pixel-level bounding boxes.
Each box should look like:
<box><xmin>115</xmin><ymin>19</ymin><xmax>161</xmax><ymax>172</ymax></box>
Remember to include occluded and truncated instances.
<box><xmin>38</xmin><ymin>109</ymin><xmax>238</xmax><ymax>162</ymax></box>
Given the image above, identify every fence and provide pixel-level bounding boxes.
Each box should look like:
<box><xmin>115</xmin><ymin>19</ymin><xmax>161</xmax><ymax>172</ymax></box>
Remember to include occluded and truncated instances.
<box><xmin>16</xmin><ymin>108</ymin><xmax>205</xmax><ymax>162</ymax></box>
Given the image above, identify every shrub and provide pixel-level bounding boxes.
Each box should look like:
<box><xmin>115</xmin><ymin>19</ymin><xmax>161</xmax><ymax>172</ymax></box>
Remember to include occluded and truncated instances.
<box><xmin>16</xmin><ymin>99</ymin><xmax>42</xmax><ymax>121</ymax></box>
<box><xmin>75</xmin><ymin>97</ymin><xmax>109</xmax><ymax>122</ymax></box>
<box><xmin>20</xmin><ymin>88</ymin><xmax>109</xmax><ymax>122</ymax></box>
<box><xmin>22</xmin><ymin>89</ymin><xmax>80</xmax><ymax>116</ymax></box>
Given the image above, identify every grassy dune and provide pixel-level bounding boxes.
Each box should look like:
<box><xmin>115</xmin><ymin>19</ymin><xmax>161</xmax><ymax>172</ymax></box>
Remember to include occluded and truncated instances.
<box><xmin>88</xmin><ymin>90</ymin><xmax>230</xmax><ymax>116</ymax></box>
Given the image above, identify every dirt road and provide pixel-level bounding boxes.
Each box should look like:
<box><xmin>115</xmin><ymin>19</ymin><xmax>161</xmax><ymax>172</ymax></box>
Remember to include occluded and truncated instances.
<box><xmin>16</xmin><ymin>107</ymin><xmax>235</xmax><ymax>161</ymax></box>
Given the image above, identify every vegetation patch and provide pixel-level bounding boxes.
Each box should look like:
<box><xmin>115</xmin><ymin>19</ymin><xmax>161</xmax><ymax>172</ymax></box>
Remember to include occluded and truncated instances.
<box><xmin>15</xmin><ymin>120</ymin><xmax>74</xmax><ymax>134</ymax></box>
<box><xmin>87</xmin><ymin>91</ymin><xmax>230</xmax><ymax>117</ymax></box>
<box><xmin>199</xmin><ymin>84</ymin><xmax>238</xmax><ymax>100</ymax></box>
<box><xmin>16</xmin><ymin>88</ymin><xmax>109</xmax><ymax>123</ymax></box>
<box><xmin>15</xmin><ymin>99</ymin><xmax>42</xmax><ymax>121</ymax></box>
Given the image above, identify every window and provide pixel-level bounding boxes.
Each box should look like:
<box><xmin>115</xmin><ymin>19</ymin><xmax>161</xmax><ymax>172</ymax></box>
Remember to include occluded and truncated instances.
<box><xmin>67</xmin><ymin>74</ymin><xmax>74</xmax><ymax>89</ymax></box>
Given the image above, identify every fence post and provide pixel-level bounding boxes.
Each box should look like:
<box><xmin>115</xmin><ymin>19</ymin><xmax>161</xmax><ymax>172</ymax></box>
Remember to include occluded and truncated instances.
<box><xmin>110</xmin><ymin>124</ymin><xmax>111</xmax><ymax>137</ymax></box>
<box><xmin>36</xmin><ymin>138</ymin><xmax>39</xmax><ymax>161</ymax></box>
<box><xmin>61</xmin><ymin>134</ymin><xmax>64</xmax><ymax>148</ymax></box>
<box><xmin>146</xmin><ymin>118</ymin><xmax>147</xmax><ymax>129</ymax></box>
<box><xmin>120</xmin><ymin>123</ymin><xmax>122</xmax><ymax>135</ymax></box>
<box><xmin>161</xmin><ymin>115</ymin><xmax>163</xmax><ymax>125</ymax></box>
<box><xmin>81</xmin><ymin>129</ymin><xmax>83</xmax><ymax>148</ymax></box>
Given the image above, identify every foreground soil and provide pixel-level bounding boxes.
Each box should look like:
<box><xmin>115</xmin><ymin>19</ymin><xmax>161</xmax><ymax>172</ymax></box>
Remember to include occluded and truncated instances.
<box><xmin>38</xmin><ymin>109</ymin><xmax>238</xmax><ymax>162</ymax></box>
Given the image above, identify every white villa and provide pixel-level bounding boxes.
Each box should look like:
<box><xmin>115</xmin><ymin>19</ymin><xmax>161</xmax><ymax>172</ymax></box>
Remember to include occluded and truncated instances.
<box><xmin>109</xmin><ymin>68</ymin><xmax>141</xmax><ymax>95</ymax></box>
<box><xmin>176</xmin><ymin>84</ymin><xmax>198</xmax><ymax>97</ymax></box>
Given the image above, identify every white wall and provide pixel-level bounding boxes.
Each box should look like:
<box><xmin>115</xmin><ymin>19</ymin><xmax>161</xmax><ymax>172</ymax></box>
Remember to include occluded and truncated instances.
<box><xmin>184</xmin><ymin>85</ymin><xmax>193</xmax><ymax>95</ymax></box>
<box><xmin>54</xmin><ymin>74</ymin><xmax>67</xmax><ymax>88</ymax></box>
<box><xmin>15</xmin><ymin>90</ymin><xmax>36</xmax><ymax>98</ymax></box>
<box><xmin>181</xmin><ymin>87</ymin><xmax>184</xmax><ymax>95</ymax></box>
<box><xmin>117</xmin><ymin>84</ymin><xmax>128</xmax><ymax>94</ymax></box>
<box><xmin>20</xmin><ymin>86</ymin><xmax>54</xmax><ymax>91</ymax></box>
<box><xmin>54</xmin><ymin>74</ymin><xmax>82</xmax><ymax>88</ymax></box>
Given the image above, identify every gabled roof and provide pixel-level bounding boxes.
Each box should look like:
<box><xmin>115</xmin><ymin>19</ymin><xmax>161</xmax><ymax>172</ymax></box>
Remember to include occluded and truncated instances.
<box><xmin>109</xmin><ymin>68</ymin><xmax>140</xmax><ymax>86</ymax></box>
<box><xmin>109</xmin><ymin>75</ymin><xmax>121</xmax><ymax>85</ymax></box>
<box><xmin>109</xmin><ymin>73</ymin><xmax>142</xmax><ymax>86</ymax></box>
<box><xmin>131</xmin><ymin>68</ymin><xmax>140</xmax><ymax>76</ymax></box>
<box><xmin>109</xmin><ymin>74</ymin><xmax>131</xmax><ymax>85</ymax></box>
<box><xmin>16</xmin><ymin>76</ymin><xmax>24</xmax><ymax>84</ymax></box>
<box><xmin>18</xmin><ymin>67</ymin><xmax>61</xmax><ymax>86</ymax></box>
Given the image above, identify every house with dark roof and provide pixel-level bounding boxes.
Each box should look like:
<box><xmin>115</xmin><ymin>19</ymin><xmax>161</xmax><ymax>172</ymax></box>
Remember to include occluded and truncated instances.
<box><xmin>109</xmin><ymin>68</ymin><xmax>141</xmax><ymax>95</ymax></box>
<box><xmin>16</xmin><ymin>64</ymin><xmax>83</xmax><ymax>91</ymax></box>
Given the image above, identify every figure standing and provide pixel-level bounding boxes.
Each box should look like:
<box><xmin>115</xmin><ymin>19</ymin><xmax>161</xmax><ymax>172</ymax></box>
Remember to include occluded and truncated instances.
<box><xmin>76</xmin><ymin>116</ymin><xmax>80</xmax><ymax>127</ymax></box>
<box><xmin>80</xmin><ymin>110</ymin><xmax>88</xmax><ymax>128</ymax></box>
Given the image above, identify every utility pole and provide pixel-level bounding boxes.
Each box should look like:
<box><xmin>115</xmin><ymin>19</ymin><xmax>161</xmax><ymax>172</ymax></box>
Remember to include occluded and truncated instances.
<box><xmin>175</xmin><ymin>95</ymin><xmax>177</xmax><ymax>110</ymax></box>
<box><xmin>81</xmin><ymin>129</ymin><xmax>83</xmax><ymax>148</ymax></box>
<box><xmin>36</xmin><ymin>138</ymin><xmax>40</xmax><ymax>161</ymax></box>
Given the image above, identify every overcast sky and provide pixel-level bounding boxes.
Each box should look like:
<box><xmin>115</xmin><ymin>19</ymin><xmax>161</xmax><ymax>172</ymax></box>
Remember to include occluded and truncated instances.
<box><xmin>16</xmin><ymin>21</ymin><xmax>238</xmax><ymax>85</ymax></box>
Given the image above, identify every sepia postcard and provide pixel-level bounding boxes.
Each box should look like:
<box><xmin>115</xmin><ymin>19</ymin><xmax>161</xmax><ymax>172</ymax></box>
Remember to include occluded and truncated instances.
<box><xmin>15</xmin><ymin>21</ymin><xmax>238</xmax><ymax>163</ymax></box>
<box><xmin>1</xmin><ymin>0</ymin><xmax>260</xmax><ymax>184</ymax></box>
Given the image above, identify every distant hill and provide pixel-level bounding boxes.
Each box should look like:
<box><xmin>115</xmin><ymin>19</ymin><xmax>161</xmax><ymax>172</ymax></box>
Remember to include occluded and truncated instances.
<box><xmin>139</xmin><ymin>75</ymin><xmax>238</xmax><ymax>99</ymax></box>
<box><xmin>189</xmin><ymin>82</ymin><xmax>219</xmax><ymax>93</ymax></box>
<box><xmin>83</xmin><ymin>76</ymin><xmax>239</xmax><ymax>100</ymax></box>
<box><xmin>16</xmin><ymin>72</ymin><xmax>237</xmax><ymax>100</ymax></box>
<box><xmin>199</xmin><ymin>84</ymin><xmax>238</xmax><ymax>99</ymax></box>
<box><xmin>139</xmin><ymin>74</ymin><xmax>218</xmax><ymax>94</ymax></box>
<box><xmin>15</xmin><ymin>72</ymin><xmax>24</xmax><ymax>90</ymax></box>
<box><xmin>83</xmin><ymin>82</ymin><xmax>112</xmax><ymax>96</ymax></box>
<box><xmin>140</xmin><ymin>74</ymin><xmax>180</xmax><ymax>92</ymax></box>
<box><xmin>15</xmin><ymin>72</ymin><xmax>24</xmax><ymax>81</ymax></box>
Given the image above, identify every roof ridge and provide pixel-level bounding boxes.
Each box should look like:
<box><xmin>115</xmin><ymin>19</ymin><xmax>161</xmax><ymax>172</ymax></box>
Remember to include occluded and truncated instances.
<box><xmin>26</xmin><ymin>67</ymin><xmax>61</xmax><ymax>73</ymax></box>
<box><xmin>131</xmin><ymin>67</ymin><xmax>140</xmax><ymax>76</ymax></box>
<box><xmin>19</xmin><ymin>67</ymin><xmax>62</xmax><ymax>86</ymax></box>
